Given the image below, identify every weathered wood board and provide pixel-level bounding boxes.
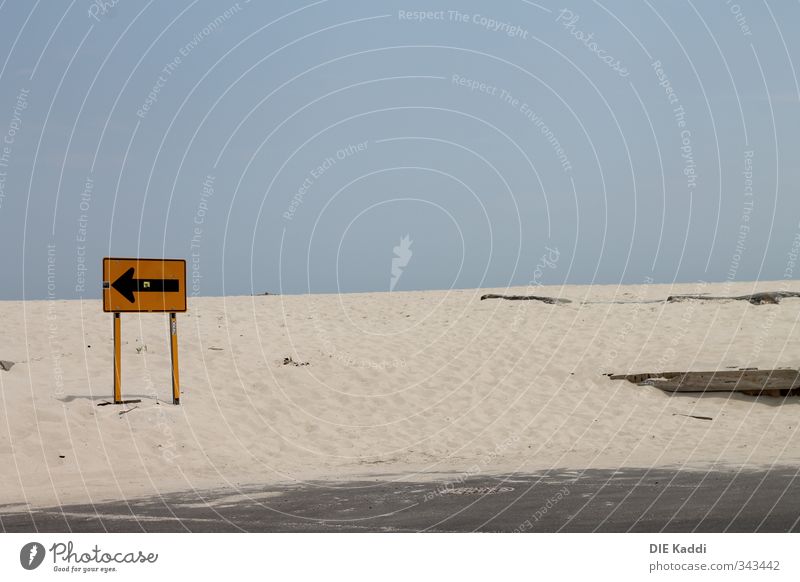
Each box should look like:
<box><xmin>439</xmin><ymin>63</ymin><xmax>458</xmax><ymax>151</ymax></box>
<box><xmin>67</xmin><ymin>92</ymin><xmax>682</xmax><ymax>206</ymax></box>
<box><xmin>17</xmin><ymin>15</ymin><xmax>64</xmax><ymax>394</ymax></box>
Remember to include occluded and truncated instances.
<box><xmin>608</xmin><ymin>369</ymin><xmax>800</xmax><ymax>396</ymax></box>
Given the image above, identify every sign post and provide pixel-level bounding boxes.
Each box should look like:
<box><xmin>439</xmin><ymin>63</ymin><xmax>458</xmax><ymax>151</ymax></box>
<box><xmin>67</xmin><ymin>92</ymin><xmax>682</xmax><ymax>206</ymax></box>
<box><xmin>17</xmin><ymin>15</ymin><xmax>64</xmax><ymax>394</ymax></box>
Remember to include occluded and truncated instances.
<box><xmin>103</xmin><ymin>258</ymin><xmax>187</xmax><ymax>405</ymax></box>
<box><xmin>113</xmin><ymin>312</ymin><xmax>121</xmax><ymax>404</ymax></box>
<box><xmin>169</xmin><ymin>312</ymin><xmax>180</xmax><ymax>405</ymax></box>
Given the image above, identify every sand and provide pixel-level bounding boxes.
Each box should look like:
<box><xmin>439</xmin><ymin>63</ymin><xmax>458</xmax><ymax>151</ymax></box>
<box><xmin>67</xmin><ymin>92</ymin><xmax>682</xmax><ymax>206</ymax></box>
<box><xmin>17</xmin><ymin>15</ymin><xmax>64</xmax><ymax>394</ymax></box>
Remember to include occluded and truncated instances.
<box><xmin>2</xmin><ymin>280</ymin><xmax>800</xmax><ymax>509</ymax></box>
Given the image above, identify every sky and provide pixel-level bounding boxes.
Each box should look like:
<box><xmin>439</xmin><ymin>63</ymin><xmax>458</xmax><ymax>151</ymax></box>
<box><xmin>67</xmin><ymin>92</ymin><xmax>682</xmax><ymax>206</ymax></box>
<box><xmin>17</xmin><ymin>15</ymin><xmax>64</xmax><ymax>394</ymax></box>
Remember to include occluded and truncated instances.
<box><xmin>0</xmin><ymin>0</ymin><xmax>798</xmax><ymax>300</ymax></box>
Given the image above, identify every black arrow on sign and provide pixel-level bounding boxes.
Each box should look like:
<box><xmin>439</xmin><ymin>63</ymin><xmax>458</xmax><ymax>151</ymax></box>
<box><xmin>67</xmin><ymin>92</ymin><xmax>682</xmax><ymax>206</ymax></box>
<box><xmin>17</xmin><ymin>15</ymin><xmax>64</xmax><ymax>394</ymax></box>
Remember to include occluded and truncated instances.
<box><xmin>111</xmin><ymin>267</ymin><xmax>179</xmax><ymax>304</ymax></box>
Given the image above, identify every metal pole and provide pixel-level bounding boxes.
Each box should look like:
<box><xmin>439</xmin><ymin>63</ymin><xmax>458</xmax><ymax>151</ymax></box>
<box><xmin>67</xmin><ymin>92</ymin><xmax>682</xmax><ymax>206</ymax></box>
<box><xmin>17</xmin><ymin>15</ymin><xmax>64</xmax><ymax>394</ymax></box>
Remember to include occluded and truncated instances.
<box><xmin>113</xmin><ymin>312</ymin><xmax>122</xmax><ymax>404</ymax></box>
<box><xmin>169</xmin><ymin>312</ymin><xmax>180</xmax><ymax>404</ymax></box>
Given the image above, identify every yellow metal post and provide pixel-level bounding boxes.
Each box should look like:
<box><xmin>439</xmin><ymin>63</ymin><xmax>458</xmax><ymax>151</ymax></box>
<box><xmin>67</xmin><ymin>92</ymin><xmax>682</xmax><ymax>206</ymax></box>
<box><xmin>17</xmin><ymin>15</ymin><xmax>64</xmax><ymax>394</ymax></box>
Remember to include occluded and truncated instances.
<box><xmin>113</xmin><ymin>312</ymin><xmax>122</xmax><ymax>404</ymax></box>
<box><xmin>169</xmin><ymin>312</ymin><xmax>180</xmax><ymax>404</ymax></box>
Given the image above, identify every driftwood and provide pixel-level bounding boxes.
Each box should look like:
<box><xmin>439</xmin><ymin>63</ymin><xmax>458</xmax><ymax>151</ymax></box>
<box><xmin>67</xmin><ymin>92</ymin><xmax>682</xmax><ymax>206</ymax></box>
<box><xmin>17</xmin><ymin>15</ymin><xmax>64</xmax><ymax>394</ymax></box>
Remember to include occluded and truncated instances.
<box><xmin>481</xmin><ymin>291</ymin><xmax>800</xmax><ymax>306</ymax></box>
<box><xmin>666</xmin><ymin>292</ymin><xmax>800</xmax><ymax>305</ymax></box>
<box><xmin>609</xmin><ymin>369</ymin><xmax>800</xmax><ymax>397</ymax></box>
<box><xmin>480</xmin><ymin>294</ymin><xmax>571</xmax><ymax>304</ymax></box>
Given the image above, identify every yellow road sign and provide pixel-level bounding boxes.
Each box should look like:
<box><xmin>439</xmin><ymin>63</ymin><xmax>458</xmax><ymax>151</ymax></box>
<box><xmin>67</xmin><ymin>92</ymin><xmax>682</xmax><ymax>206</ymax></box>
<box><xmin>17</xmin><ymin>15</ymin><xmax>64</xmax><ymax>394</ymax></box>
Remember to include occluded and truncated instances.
<box><xmin>103</xmin><ymin>257</ymin><xmax>186</xmax><ymax>313</ymax></box>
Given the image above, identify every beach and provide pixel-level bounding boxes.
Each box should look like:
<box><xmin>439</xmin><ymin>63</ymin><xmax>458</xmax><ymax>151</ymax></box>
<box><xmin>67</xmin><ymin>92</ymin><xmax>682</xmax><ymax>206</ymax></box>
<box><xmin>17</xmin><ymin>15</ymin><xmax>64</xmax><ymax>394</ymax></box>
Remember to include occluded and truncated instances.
<box><xmin>2</xmin><ymin>280</ymin><xmax>799</xmax><ymax>510</ymax></box>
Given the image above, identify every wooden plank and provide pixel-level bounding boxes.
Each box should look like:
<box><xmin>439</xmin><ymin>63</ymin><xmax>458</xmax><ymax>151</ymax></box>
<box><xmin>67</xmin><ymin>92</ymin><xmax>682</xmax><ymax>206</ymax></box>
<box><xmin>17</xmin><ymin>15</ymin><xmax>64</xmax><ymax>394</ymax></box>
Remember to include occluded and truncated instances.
<box><xmin>609</xmin><ymin>369</ymin><xmax>800</xmax><ymax>395</ymax></box>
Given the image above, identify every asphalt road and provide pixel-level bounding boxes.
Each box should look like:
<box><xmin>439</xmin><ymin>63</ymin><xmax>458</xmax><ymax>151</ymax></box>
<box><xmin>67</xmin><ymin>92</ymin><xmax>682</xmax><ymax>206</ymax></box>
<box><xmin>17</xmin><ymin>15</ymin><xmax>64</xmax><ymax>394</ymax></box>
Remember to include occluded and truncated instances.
<box><xmin>2</xmin><ymin>467</ymin><xmax>799</xmax><ymax>532</ymax></box>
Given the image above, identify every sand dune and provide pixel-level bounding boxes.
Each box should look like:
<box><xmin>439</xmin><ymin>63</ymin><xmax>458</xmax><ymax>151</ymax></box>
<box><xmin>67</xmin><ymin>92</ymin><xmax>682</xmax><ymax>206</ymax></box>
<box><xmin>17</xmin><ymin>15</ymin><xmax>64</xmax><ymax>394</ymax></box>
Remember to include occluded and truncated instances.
<box><xmin>2</xmin><ymin>280</ymin><xmax>800</xmax><ymax>508</ymax></box>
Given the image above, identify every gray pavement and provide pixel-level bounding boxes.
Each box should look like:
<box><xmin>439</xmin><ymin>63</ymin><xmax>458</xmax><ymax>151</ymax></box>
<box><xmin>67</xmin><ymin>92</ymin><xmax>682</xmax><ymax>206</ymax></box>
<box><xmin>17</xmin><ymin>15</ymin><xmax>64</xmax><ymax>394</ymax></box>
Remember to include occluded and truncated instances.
<box><xmin>2</xmin><ymin>467</ymin><xmax>798</xmax><ymax>532</ymax></box>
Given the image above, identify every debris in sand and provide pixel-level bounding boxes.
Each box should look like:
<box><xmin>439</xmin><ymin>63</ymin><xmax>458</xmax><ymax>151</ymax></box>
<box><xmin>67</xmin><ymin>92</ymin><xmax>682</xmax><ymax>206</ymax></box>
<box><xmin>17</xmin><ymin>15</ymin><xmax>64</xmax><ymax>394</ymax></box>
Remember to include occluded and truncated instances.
<box><xmin>0</xmin><ymin>360</ymin><xmax>14</xmax><ymax>371</ymax></box>
<box><xmin>97</xmin><ymin>399</ymin><xmax>142</xmax><ymax>406</ymax></box>
<box><xmin>481</xmin><ymin>290</ymin><xmax>800</xmax><ymax>306</ymax></box>
<box><xmin>666</xmin><ymin>291</ymin><xmax>800</xmax><ymax>305</ymax></box>
<box><xmin>673</xmin><ymin>413</ymin><xmax>713</xmax><ymax>421</ymax></box>
<box><xmin>283</xmin><ymin>356</ymin><xmax>309</xmax><ymax>367</ymax></box>
<box><xmin>480</xmin><ymin>294</ymin><xmax>571</xmax><ymax>304</ymax></box>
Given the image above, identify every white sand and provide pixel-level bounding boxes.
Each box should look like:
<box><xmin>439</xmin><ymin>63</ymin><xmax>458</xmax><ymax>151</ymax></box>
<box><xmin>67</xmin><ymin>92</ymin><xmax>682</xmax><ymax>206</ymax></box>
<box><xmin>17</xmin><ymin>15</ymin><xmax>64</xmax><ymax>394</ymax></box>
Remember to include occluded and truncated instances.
<box><xmin>2</xmin><ymin>280</ymin><xmax>800</xmax><ymax>508</ymax></box>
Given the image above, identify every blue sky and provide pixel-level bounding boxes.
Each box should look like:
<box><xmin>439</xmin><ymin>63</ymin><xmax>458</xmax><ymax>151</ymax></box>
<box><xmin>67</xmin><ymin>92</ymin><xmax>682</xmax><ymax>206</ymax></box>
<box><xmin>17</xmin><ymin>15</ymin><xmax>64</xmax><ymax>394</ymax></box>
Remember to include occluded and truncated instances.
<box><xmin>0</xmin><ymin>0</ymin><xmax>798</xmax><ymax>299</ymax></box>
